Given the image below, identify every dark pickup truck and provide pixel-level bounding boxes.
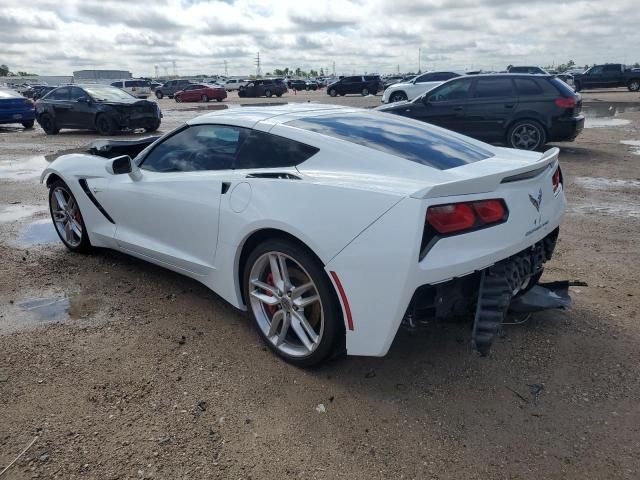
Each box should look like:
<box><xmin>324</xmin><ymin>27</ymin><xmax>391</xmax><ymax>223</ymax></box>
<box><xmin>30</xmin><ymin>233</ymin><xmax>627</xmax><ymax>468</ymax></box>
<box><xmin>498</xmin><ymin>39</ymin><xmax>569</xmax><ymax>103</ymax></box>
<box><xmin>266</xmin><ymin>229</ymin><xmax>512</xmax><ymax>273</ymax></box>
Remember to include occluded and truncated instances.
<box><xmin>573</xmin><ymin>64</ymin><xmax>640</xmax><ymax>92</ymax></box>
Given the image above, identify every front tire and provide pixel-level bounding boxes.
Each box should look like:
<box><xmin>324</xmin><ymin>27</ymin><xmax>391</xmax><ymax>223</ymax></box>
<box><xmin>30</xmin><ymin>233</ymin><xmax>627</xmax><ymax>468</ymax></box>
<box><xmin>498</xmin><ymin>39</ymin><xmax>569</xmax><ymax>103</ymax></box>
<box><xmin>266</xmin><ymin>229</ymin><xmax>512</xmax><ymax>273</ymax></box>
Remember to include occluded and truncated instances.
<box><xmin>145</xmin><ymin>119</ymin><xmax>161</xmax><ymax>132</ymax></box>
<box><xmin>243</xmin><ymin>239</ymin><xmax>343</xmax><ymax>367</ymax></box>
<box><xmin>155</xmin><ymin>91</ymin><xmax>164</xmax><ymax>99</ymax></box>
<box><xmin>201</xmin><ymin>95</ymin><xmax>209</xmax><ymax>102</ymax></box>
<box><xmin>95</xmin><ymin>114</ymin><xmax>116</xmax><ymax>136</ymax></box>
<box><xmin>389</xmin><ymin>91</ymin><xmax>408</xmax><ymax>102</ymax></box>
<box><xmin>361</xmin><ymin>88</ymin><xmax>369</xmax><ymax>96</ymax></box>
<box><xmin>48</xmin><ymin>179</ymin><xmax>92</xmax><ymax>253</ymax></box>
<box><xmin>38</xmin><ymin>113</ymin><xmax>59</xmax><ymax>135</ymax></box>
<box><xmin>628</xmin><ymin>80</ymin><xmax>640</xmax><ymax>92</ymax></box>
<box><xmin>329</xmin><ymin>88</ymin><xmax>337</xmax><ymax>97</ymax></box>
<box><xmin>574</xmin><ymin>81</ymin><xmax>582</xmax><ymax>92</ymax></box>
<box><xmin>265</xmin><ymin>89</ymin><xmax>272</xmax><ymax>98</ymax></box>
<box><xmin>507</xmin><ymin>119</ymin><xmax>547</xmax><ymax>151</ymax></box>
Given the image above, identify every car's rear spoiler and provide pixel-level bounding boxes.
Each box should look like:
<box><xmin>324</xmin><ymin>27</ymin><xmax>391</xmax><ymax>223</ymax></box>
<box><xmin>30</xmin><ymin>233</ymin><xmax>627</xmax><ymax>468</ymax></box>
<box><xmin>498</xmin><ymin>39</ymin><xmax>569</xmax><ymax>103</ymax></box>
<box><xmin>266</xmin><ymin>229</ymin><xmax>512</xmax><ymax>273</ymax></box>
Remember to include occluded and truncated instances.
<box><xmin>410</xmin><ymin>148</ymin><xmax>560</xmax><ymax>199</ymax></box>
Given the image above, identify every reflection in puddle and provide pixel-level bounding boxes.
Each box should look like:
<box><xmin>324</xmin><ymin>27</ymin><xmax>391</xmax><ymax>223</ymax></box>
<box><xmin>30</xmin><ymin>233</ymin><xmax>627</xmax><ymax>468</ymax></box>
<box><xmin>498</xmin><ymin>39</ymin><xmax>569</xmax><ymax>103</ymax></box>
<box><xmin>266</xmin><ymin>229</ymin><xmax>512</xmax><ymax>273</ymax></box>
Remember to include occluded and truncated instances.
<box><xmin>0</xmin><ymin>204</ymin><xmax>47</xmax><ymax>223</ymax></box>
<box><xmin>621</xmin><ymin>140</ymin><xmax>640</xmax><ymax>155</ymax></box>
<box><xmin>18</xmin><ymin>218</ymin><xmax>59</xmax><ymax>246</ymax></box>
<box><xmin>1</xmin><ymin>293</ymin><xmax>102</xmax><ymax>333</ymax></box>
<box><xmin>573</xmin><ymin>176</ymin><xmax>640</xmax><ymax>190</ymax></box>
<box><xmin>0</xmin><ymin>155</ymin><xmax>49</xmax><ymax>181</ymax></box>
<box><xmin>583</xmin><ymin>103</ymin><xmax>639</xmax><ymax>129</ymax></box>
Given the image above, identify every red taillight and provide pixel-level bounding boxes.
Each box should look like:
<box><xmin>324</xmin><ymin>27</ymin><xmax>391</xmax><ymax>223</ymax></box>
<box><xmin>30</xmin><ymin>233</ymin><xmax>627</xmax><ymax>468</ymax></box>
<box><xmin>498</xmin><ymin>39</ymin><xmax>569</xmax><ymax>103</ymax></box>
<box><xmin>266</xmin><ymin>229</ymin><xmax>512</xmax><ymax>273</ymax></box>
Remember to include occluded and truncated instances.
<box><xmin>426</xmin><ymin>204</ymin><xmax>476</xmax><ymax>234</ymax></box>
<box><xmin>427</xmin><ymin>200</ymin><xmax>507</xmax><ymax>235</ymax></box>
<box><xmin>555</xmin><ymin>97</ymin><xmax>576</xmax><ymax>108</ymax></box>
<box><xmin>473</xmin><ymin>200</ymin><xmax>506</xmax><ymax>223</ymax></box>
<box><xmin>552</xmin><ymin>166</ymin><xmax>562</xmax><ymax>193</ymax></box>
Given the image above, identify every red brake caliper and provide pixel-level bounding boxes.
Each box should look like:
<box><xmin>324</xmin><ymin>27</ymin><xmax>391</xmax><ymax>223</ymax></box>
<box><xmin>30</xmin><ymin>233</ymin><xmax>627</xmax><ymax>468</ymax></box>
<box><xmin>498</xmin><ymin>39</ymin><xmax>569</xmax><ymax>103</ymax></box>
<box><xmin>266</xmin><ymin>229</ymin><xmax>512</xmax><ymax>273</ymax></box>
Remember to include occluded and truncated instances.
<box><xmin>266</xmin><ymin>273</ymin><xmax>277</xmax><ymax>316</ymax></box>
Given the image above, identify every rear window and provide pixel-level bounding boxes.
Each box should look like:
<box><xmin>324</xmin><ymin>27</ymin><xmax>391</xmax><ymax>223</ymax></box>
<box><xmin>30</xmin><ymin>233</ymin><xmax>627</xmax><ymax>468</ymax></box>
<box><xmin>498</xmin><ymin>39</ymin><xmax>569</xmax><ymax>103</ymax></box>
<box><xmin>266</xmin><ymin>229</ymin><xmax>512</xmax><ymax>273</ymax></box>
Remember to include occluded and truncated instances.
<box><xmin>235</xmin><ymin>130</ymin><xmax>319</xmax><ymax>169</ymax></box>
<box><xmin>549</xmin><ymin>78</ymin><xmax>576</xmax><ymax>96</ymax></box>
<box><xmin>287</xmin><ymin>112</ymin><xmax>493</xmax><ymax>170</ymax></box>
<box><xmin>514</xmin><ymin>78</ymin><xmax>544</xmax><ymax>96</ymax></box>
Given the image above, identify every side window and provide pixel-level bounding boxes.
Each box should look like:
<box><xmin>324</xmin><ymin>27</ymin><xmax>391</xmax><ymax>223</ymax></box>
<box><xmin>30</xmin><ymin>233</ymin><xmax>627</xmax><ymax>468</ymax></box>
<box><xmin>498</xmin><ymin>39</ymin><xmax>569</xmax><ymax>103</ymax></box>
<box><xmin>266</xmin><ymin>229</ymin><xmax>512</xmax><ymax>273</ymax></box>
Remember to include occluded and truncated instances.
<box><xmin>473</xmin><ymin>78</ymin><xmax>515</xmax><ymax>98</ymax></box>
<box><xmin>48</xmin><ymin>87</ymin><xmax>71</xmax><ymax>101</ymax></box>
<box><xmin>415</xmin><ymin>74</ymin><xmax>434</xmax><ymax>83</ymax></box>
<box><xmin>514</xmin><ymin>78</ymin><xmax>544</xmax><ymax>96</ymax></box>
<box><xmin>589</xmin><ymin>66</ymin><xmax>603</xmax><ymax>75</ymax></box>
<box><xmin>70</xmin><ymin>87</ymin><xmax>87</xmax><ymax>101</ymax></box>
<box><xmin>439</xmin><ymin>72</ymin><xmax>459</xmax><ymax>81</ymax></box>
<box><xmin>140</xmin><ymin>125</ymin><xmax>247</xmax><ymax>172</ymax></box>
<box><xmin>235</xmin><ymin>130</ymin><xmax>319</xmax><ymax>169</ymax></box>
<box><xmin>429</xmin><ymin>78</ymin><xmax>473</xmax><ymax>102</ymax></box>
<box><xmin>111</xmin><ymin>82</ymin><xmax>120</xmax><ymax>87</ymax></box>
<box><xmin>603</xmin><ymin>65</ymin><xmax>620</xmax><ymax>72</ymax></box>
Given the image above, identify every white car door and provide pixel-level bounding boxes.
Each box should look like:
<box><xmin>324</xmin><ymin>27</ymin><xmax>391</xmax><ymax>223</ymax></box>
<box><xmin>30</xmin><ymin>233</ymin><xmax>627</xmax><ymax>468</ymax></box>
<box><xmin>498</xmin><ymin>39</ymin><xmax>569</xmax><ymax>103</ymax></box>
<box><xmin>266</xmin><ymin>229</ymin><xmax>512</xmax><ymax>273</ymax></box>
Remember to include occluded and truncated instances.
<box><xmin>96</xmin><ymin>124</ymin><xmax>246</xmax><ymax>275</ymax></box>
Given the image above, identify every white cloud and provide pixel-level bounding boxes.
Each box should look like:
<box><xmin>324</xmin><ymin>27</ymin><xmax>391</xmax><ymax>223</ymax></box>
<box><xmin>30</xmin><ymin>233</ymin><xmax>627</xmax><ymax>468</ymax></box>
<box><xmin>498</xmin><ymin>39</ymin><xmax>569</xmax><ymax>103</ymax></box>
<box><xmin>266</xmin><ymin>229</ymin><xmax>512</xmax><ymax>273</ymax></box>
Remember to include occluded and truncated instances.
<box><xmin>1</xmin><ymin>0</ymin><xmax>638</xmax><ymax>77</ymax></box>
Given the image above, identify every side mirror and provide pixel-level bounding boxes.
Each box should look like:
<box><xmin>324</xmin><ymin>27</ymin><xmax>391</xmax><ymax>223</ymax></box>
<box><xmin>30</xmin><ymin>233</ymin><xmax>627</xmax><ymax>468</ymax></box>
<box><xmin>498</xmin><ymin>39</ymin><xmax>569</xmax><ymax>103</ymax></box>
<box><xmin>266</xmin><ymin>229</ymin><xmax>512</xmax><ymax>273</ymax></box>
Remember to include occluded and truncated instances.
<box><xmin>106</xmin><ymin>155</ymin><xmax>142</xmax><ymax>180</ymax></box>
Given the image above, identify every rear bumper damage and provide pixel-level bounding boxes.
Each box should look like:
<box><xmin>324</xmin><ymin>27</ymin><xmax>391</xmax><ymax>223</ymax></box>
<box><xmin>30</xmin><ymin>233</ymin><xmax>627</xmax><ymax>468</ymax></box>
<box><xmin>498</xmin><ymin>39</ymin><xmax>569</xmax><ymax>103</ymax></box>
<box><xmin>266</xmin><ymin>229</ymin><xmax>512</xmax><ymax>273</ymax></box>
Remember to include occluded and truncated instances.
<box><xmin>402</xmin><ymin>228</ymin><xmax>570</xmax><ymax>354</ymax></box>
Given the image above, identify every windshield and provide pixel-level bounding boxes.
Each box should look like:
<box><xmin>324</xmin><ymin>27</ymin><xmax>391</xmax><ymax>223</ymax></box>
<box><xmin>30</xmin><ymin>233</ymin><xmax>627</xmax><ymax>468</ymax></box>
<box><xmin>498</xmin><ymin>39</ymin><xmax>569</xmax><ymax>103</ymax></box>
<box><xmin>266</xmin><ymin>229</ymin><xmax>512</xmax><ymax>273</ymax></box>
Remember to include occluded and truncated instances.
<box><xmin>84</xmin><ymin>85</ymin><xmax>136</xmax><ymax>101</ymax></box>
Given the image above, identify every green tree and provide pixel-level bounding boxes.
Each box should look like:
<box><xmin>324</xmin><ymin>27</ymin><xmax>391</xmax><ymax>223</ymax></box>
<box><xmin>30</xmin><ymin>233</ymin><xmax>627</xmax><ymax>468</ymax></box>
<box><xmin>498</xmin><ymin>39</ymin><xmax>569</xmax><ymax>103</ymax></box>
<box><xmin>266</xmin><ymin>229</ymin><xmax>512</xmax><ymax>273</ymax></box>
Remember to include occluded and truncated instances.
<box><xmin>0</xmin><ymin>64</ymin><xmax>9</xmax><ymax>76</ymax></box>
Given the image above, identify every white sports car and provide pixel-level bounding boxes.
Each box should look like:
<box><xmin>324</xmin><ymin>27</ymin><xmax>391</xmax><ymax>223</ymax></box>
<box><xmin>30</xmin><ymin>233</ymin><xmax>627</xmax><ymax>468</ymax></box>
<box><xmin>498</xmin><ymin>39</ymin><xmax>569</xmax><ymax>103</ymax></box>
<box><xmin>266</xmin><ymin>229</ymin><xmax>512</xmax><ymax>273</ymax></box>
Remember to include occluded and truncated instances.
<box><xmin>41</xmin><ymin>104</ymin><xmax>566</xmax><ymax>366</ymax></box>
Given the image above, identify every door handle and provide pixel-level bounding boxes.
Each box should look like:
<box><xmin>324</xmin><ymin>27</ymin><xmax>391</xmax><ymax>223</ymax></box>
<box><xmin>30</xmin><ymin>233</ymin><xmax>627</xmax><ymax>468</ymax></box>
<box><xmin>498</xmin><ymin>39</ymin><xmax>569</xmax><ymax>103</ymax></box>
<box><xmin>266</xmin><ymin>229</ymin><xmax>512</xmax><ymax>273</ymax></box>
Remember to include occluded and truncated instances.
<box><xmin>453</xmin><ymin>106</ymin><xmax>463</xmax><ymax>111</ymax></box>
<box><xmin>504</xmin><ymin>104</ymin><xmax>515</xmax><ymax>109</ymax></box>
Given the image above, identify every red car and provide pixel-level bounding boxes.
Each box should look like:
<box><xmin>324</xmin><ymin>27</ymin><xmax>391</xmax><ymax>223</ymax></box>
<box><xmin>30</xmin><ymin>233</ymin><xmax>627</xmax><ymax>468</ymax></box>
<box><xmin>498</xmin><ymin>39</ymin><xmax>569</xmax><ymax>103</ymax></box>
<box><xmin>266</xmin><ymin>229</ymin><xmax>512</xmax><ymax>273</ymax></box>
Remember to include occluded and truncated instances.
<box><xmin>174</xmin><ymin>84</ymin><xmax>227</xmax><ymax>102</ymax></box>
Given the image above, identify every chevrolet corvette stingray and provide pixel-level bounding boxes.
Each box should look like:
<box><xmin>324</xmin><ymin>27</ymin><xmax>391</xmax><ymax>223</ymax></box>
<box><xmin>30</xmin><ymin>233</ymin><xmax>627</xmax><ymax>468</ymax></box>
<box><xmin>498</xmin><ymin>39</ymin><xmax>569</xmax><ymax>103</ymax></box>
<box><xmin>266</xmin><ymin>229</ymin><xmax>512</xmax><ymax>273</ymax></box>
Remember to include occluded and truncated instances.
<box><xmin>41</xmin><ymin>104</ymin><xmax>566</xmax><ymax>366</ymax></box>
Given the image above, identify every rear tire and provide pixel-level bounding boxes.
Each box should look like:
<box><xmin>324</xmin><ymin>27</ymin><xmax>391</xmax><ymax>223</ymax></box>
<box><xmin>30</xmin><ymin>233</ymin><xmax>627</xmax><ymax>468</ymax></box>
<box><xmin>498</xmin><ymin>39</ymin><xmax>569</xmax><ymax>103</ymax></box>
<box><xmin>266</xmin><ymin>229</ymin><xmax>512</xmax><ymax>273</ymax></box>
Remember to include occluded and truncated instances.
<box><xmin>38</xmin><ymin>113</ymin><xmax>59</xmax><ymax>135</ymax></box>
<box><xmin>574</xmin><ymin>81</ymin><xmax>582</xmax><ymax>92</ymax></box>
<box><xmin>507</xmin><ymin>119</ymin><xmax>546</xmax><ymax>151</ymax></box>
<box><xmin>21</xmin><ymin>120</ymin><xmax>35</xmax><ymax>129</ymax></box>
<box><xmin>243</xmin><ymin>238</ymin><xmax>343</xmax><ymax>367</ymax></box>
<box><xmin>361</xmin><ymin>88</ymin><xmax>369</xmax><ymax>96</ymax></box>
<box><xmin>145</xmin><ymin>119</ymin><xmax>161</xmax><ymax>132</ymax></box>
<box><xmin>265</xmin><ymin>89</ymin><xmax>272</xmax><ymax>98</ymax></box>
<box><xmin>48</xmin><ymin>179</ymin><xmax>92</xmax><ymax>253</ymax></box>
<box><xmin>628</xmin><ymin>80</ymin><xmax>640</xmax><ymax>92</ymax></box>
<box><xmin>155</xmin><ymin>91</ymin><xmax>163</xmax><ymax>99</ymax></box>
<box><xmin>329</xmin><ymin>88</ymin><xmax>337</xmax><ymax>97</ymax></box>
<box><xmin>95</xmin><ymin>114</ymin><xmax>116</xmax><ymax>136</ymax></box>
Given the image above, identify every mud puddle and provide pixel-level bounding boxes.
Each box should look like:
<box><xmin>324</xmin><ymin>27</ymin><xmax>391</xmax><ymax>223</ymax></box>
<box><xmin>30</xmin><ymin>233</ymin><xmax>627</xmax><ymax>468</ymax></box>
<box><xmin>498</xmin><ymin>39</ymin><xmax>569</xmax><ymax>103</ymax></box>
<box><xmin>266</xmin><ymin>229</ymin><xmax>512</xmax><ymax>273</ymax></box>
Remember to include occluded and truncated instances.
<box><xmin>621</xmin><ymin>140</ymin><xmax>640</xmax><ymax>155</ymax></box>
<box><xmin>17</xmin><ymin>218</ymin><xmax>59</xmax><ymax>246</ymax></box>
<box><xmin>583</xmin><ymin>103</ymin><xmax>640</xmax><ymax>128</ymax></box>
<box><xmin>0</xmin><ymin>204</ymin><xmax>47</xmax><ymax>223</ymax></box>
<box><xmin>573</xmin><ymin>176</ymin><xmax>640</xmax><ymax>190</ymax></box>
<box><xmin>0</xmin><ymin>155</ymin><xmax>50</xmax><ymax>181</ymax></box>
<box><xmin>0</xmin><ymin>293</ymin><xmax>102</xmax><ymax>334</ymax></box>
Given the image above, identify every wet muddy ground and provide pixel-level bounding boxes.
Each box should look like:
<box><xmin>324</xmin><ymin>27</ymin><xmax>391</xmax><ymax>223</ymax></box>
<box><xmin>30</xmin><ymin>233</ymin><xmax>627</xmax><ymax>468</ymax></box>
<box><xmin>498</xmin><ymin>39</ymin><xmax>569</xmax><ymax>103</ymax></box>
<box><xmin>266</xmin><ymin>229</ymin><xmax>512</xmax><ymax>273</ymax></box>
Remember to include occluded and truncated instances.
<box><xmin>0</xmin><ymin>89</ymin><xmax>639</xmax><ymax>479</ymax></box>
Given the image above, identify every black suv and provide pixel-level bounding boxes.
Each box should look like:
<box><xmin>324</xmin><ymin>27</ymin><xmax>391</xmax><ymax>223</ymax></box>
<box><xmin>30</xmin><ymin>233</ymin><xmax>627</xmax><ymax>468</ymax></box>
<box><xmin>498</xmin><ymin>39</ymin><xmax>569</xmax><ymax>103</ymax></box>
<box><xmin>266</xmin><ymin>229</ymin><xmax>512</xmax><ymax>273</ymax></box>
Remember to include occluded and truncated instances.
<box><xmin>155</xmin><ymin>80</ymin><xmax>193</xmax><ymax>99</ymax></box>
<box><xmin>327</xmin><ymin>75</ymin><xmax>384</xmax><ymax>97</ymax></box>
<box><xmin>378</xmin><ymin>74</ymin><xmax>584</xmax><ymax>151</ymax></box>
<box><xmin>238</xmin><ymin>79</ymin><xmax>287</xmax><ymax>98</ymax></box>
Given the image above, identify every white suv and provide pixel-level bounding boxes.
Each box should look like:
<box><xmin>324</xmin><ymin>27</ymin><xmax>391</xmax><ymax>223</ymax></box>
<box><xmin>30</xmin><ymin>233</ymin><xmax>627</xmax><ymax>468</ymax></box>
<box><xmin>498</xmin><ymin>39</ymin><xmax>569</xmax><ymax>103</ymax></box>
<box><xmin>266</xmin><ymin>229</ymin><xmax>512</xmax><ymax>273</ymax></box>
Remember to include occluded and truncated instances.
<box><xmin>110</xmin><ymin>80</ymin><xmax>151</xmax><ymax>98</ymax></box>
<box><xmin>381</xmin><ymin>71</ymin><xmax>462</xmax><ymax>103</ymax></box>
<box><xmin>224</xmin><ymin>79</ymin><xmax>248</xmax><ymax>91</ymax></box>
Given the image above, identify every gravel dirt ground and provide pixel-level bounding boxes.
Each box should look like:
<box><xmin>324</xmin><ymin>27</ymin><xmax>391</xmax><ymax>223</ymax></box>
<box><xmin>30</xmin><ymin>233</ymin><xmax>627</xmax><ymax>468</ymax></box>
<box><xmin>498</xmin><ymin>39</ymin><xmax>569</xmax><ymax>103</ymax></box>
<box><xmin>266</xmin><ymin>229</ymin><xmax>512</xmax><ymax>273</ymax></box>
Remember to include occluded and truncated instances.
<box><xmin>0</xmin><ymin>88</ymin><xmax>639</xmax><ymax>479</ymax></box>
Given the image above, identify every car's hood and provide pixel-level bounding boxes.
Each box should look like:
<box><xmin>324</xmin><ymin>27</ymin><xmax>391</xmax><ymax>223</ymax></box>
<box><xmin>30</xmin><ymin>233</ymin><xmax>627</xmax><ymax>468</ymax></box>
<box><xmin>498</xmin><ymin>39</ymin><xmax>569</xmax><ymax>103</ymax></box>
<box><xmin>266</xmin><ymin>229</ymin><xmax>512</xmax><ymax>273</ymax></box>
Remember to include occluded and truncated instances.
<box><xmin>375</xmin><ymin>100</ymin><xmax>410</xmax><ymax>111</ymax></box>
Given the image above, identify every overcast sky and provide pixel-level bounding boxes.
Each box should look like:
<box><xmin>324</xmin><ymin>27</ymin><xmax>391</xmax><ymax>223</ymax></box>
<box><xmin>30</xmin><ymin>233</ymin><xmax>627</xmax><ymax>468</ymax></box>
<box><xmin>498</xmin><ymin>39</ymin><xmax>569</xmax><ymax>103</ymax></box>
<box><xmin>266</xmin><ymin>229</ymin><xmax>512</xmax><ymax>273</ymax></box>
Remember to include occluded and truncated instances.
<box><xmin>1</xmin><ymin>0</ymin><xmax>638</xmax><ymax>77</ymax></box>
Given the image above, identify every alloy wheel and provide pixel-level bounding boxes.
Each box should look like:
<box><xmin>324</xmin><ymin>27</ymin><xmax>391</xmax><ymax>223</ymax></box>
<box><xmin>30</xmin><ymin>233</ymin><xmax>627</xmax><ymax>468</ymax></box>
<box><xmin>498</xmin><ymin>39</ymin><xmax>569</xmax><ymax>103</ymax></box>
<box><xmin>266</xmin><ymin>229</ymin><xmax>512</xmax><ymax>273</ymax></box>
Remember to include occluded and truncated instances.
<box><xmin>50</xmin><ymin>186</ymin><xmax>83</xmax><ymax>248</ymax></box>
<box><xmin>510</xmin><ymin>123</ymin><xmax>541</xmax><ymax>150</ymax></box>
<box><xmin>248</xmin><ymin>251</ymin><xmax>324</xmax><ymax>358</ymax></box>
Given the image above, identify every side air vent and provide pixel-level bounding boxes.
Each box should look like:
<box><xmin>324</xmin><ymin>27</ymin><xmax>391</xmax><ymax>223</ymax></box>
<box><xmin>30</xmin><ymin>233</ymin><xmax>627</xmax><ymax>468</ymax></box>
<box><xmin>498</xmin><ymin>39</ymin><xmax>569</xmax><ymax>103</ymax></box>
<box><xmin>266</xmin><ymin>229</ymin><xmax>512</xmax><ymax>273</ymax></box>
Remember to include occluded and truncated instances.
<box><xmin>78</xmin><ymin>179</ymin><xmax>115</xmax><ymax>224</ymax></box>
<box><xmin>245</xmin><ymin>173</ymin><xmax>301</xmax><ymax>180</ymax></box>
